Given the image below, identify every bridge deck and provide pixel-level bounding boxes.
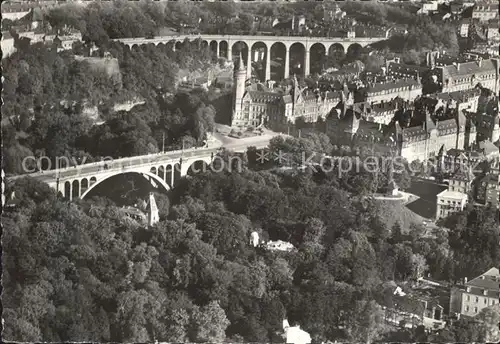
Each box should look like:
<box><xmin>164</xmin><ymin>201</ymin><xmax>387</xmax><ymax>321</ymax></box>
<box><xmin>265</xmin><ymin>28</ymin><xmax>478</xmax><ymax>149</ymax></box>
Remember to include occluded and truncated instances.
<box><xmin>8</xmin><ymin>146</ymin><xmax>222</xmax><ymax>182</ymax></box>
<box><xmin>115</xmin><ymin>34</ymin><xmax>383</xmax><ymax>46</ymax></box>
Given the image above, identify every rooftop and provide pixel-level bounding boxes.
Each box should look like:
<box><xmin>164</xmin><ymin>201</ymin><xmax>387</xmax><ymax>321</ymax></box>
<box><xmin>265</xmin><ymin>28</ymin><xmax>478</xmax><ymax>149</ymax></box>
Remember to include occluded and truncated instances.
<box><xmin>446</xmin><ymin>148</ymin><xmax>483</xmax><ymax>159</ymax></box>
<box><xmin>436</xmin><ymin>190</ymin><xmax>468</xmax><ymax>199</ymax></box>
<box><xmin>464</xmin><ymin>267</ymin><xmax>500</xmax><ymax>298</ymax></box>
<box><xmin>440</xmin><ymin>59</ymin><xmax>497</xmax><ymax>79</ymax></box>
<box><xmin>366</xmin><ymin>78</ymin><xmax>421</xmax><ymax>94</ymax></box>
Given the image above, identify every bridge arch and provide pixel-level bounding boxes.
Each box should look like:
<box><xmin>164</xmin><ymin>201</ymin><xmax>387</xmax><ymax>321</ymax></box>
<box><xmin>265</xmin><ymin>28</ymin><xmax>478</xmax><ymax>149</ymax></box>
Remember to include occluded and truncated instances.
<box><xmin>181</xmin><ymin>157</ymin><xmax>213</xmax><ymax>176</ymax></box>
<box><xmin>346</xmin><ymin>43</ymin><xmax>363</xmax><ymax>60</ymax></box>
<box><xmin>328</xmin><ymin>43</ymin><xmax>345</xmax><ymax>57</ymax></box>
<box><xmin>209</xmin><ymin>40</ymin><xmax>218</xmax><ymax>57</ymax></box>
<box><xmin>200</xmin><ymin>40</ymin><xmax>209</xmax><ymax>49</ymax></box>
<box><xmin>231</xmin><ymin>41</ymin><xmax>249</xmax><ymax>61</ymax></box>
<box><xmin>270</xmin><ymin>41</ymin><xmax>287</xmax><ymax>81</ymax></box>
<box><xmin>250</xmin><ymin>41</ymin><xmax>269</xmax><ymax>82</ymax></box>
<box><xmin>80</xmin><ymin>171</ymin><xmax>171</xmax><ymax>200</ymax></box>
<box><xmin>72</xmin><ymin>180</ymin><xmax>80</xmax><ymax>199</ymax></box>
<box><xmin>310</xmin><ymin>43</ymin><xmax>326</xmax><ymax>75</ymax></box>
<box><xmin>81</xmin><ymin>178</ymin><xmax>89</xmax><ymax>196</ymax></box>
<box><xmin>219</xmin><ymin>40</ymin><xmax>228</xmax><ymax>59</ymax></box>
<box><xmin>289</xmin><ymin>42</ymin><xmax>306</xmax><ymax>77</ymax></box>
<box><xmin>64</xmin><ymin>181</ymin><xmax>71</xmax><ymax>199</ymax></box>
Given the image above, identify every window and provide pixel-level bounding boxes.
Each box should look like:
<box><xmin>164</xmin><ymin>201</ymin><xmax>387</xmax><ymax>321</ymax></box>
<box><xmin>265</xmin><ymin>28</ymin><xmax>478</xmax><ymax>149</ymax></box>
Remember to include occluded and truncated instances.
<box><xmin>485</xmin><ymin>298</ymin><xmax>488</xmax><ymax>304</ymax></box>
<box><xmin>475</xmin><ymin>297</ymin><xmax>479</xmax><ymax>303</ymax></box>
<box><xmin>466</xmin><ymin>295</ymin><xmax>470</xmax><ymax>301</ymax></box>
<box><xmin>466</xmin><ymin>305</ymin><xmax>470</xmax><ymax>311</ymax></box>
<box><xmin>474</xmin><ymin>307</ymin><xmax>478</xmax><ymax>313</ymax></box>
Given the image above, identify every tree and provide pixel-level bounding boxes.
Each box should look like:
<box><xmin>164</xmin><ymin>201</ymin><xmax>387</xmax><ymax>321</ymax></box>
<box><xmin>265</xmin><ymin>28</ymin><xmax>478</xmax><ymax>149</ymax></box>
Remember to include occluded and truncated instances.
<box><xmin>346</xmin><ymin>300</ymin><xmax>385</xmax><ymax>344</ymax></box>
<box><xmin>476</xmin><ymin>305</ymin><xmax>500</xmax><ymax>342</ymax></box>
<box><xmin>189</xmin><ymin>301</ymin><xmax>230</xmax><ymax>343</ymax></box>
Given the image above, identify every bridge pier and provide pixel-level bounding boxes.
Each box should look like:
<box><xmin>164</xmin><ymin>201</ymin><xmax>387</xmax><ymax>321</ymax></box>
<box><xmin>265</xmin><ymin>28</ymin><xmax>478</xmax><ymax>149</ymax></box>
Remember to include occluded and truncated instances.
<box><xmin>247</xmin><ymin>50</ymin><xmax>252</xmax><ymax>79</ymax></box>
<box><xmin>265</xmin><ymin>48</ymin><xmax>271</xmax><ymax>81</ymax></box>
<box><xmin>304</xmin><ymin>48</ymin><xmax>310</xmax><ymax>77</ymax></box>
<box><xmin>227</xmin><ymin>46</ymin><xmax>232</xmax><ymax>61</ymax></box>
<box><xmin>284</xmin><ymin>47</ymin><xmax>290</xmax><ymax>80</ymax></box>
<box><xmin>216</xmin><ymin>41</ymin><xmax>220</xmax><ymax>58</ymax></box>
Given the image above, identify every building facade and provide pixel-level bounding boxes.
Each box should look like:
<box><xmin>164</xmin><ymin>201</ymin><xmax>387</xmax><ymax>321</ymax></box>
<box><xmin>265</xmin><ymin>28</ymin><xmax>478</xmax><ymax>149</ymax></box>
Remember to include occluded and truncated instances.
<box><xmin>450</xmin><ymin>267</ymin><xmax>500</xmax><ymax>318</ymax></box>
<box><xmin>325</xmin><ymin>98</ymin><xmax>477</xmax><ymax>163</ymax></box>
<box><xmin>364</xmin><ymin>78</ymin><xmax>422</xmax><ymax>104</ymax></box>
<box><xmin>231</xmin><ymin>55</ymin><xmax>339</xmax><ymax>129</ymax></box>
<box><xmin>474</xmin><ymin>110</ymin><xmax>500</xmax><ymax>143</ymax></box>
<box><xmin>476</xmin><ymin>172</ymin><xmax>500</xmax><ymax>207</ymax></box>
<box><xmin>436</xmin><ymin>190</ymin><xmax>468</xmax><ymax>220</ymax></box>
<box><xmin>438</xmin><ymin>148</ymin><xmax>486</xmax><ymax>174</ymax></box>
<box><xmin>472</xmin><ymin>3</ymin><xmax>499</xmax><ymax>22</ymax></box>
<box><xmin>437</xmin><ymin>59</ymin><xmax>499</xmax><ymax>93</ymax></box>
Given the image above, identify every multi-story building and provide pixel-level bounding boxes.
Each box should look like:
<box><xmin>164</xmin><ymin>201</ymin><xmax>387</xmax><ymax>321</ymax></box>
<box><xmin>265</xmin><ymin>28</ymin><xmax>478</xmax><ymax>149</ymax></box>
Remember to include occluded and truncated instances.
<box><xmin>364</xmin><ymin>99</ymin><xmax>406</xmax><ymax>125</ymax></box>
<box><xmin>447</xmin><ymin>167</ymin><xmax>475</xmax><ymax>193</ymax></box>
<box><xmin>418</xmin><ymin>1</ymin><xmax>439</xmax><ymax>15</ymax></box>
<box><xmin>459</xmin><ymin>19</ymin><xmax>471</xmax><ymax>38</ymax></box>
<box><xmin>450</xmin><ymin>267</ymin><xmax>500</xmax><ymax>318</ymax></box>
<box><xmin>325</xmin><ymin>102</ymin><xmax>400</xmax><ymax>156</ymax></box>
<box><xmin>472</xmin><ymin>2</ymin><xmax>499</xmax><ymax>22</ymax></box>
<box><xmin>474</xmin><ymin>110</ymin><xmax>500</xmax><ymax>143</ymax></box>
<box><xmin>437</xmin><ymin>59</ymin><xmax>499</xmax><ymax>93</ymax></box>
<box><xmin>386</xmin><ymin>58</ymin><xmax>430</xmax><ymax>80</ymax></box>
<box><xmin>436</xmin><ymin>189</ymin><xmax>468</xmax><ymax>220</ymax></box>
<box><xmin>436</xmin><ymin>89</ymin><xmax>481</xmax><ymax>113</ymax></box>
<box><xmin>325</xmin><ymin>101</ymin><xmax>475</xmax><ymax>162</ymax></box>
<box><xmin>418</xmin><ymin>89</ymin><xmax>481</xmax><ymax>114</ymax></box>
<box><xmin>397</xmin><ymin>107</ymin><xmax>474</xmax><ymax>163</ymax></box>
<box><xmin>486</xmin><ymin>22</ymin><xmax>500</xmax><ymax>42</ymax></box>
<box><xmin>231</xmin><ymin>55</ymin><xmax>339</xmax><ymax>129</ymax></box>
<box><xmin>364</xmin><ymin>78</ymin><xmax>422</xmax><ymax>104</ymax></box>
<box><xmin>438</xmin><ymin>148</ymin><xmax>485</xmax><ymax>174</ymax></box>
<box><xmin>475</xmin><ymin>172</ymin><xmax>500</xmax><ymax>207</ymax></box>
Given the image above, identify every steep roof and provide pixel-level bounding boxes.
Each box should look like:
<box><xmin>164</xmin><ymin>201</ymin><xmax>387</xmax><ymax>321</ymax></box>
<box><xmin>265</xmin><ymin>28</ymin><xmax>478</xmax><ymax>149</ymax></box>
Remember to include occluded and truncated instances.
<box><xmin>246</xmin><ymin>91</ymin><xmax>281</xmax><ymax>104</ymax></box>
<box><xmin>465</xmin><ymin>267</ymin><xmax>500</xmax><ymax>298</ymax></box>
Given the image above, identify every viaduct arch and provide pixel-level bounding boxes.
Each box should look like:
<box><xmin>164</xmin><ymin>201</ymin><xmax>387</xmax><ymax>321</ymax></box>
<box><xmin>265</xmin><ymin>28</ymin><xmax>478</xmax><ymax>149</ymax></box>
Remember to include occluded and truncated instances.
<box><xmin>118</xmin><ymin>34</ymin><xmax>379</xmax><ymax>80</ymax></box>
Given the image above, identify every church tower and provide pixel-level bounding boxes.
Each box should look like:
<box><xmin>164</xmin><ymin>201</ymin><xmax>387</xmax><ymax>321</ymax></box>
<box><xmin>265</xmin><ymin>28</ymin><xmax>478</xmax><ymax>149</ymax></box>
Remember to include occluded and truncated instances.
<box><xmin>232</xmin><ymin>52</ymin><xmax>247</xmax><ymax>127</ymax></box>
<box><xmin>146</xmin><ymin>192</ymin><xmax>159</xmax><ymax>226</ymax></box>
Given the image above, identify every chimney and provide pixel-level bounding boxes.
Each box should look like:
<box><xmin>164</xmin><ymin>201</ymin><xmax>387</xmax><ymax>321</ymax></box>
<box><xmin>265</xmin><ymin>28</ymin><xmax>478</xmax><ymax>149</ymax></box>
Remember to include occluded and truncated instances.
<box><xmin>464</xmin><ymin>277</ymin><xmax>468</xmax><ymax>284</ymax></box>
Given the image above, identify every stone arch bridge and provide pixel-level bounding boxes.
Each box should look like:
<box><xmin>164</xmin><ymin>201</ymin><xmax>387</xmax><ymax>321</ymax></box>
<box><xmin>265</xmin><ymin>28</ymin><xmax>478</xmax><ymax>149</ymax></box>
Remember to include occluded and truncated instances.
<box><xmin>9</xmin><ymin>146</ymin><xmax>220</xmax><ymax>201</ymax></box>
<box><xmin>116</xmin><ymin>34</ymin><xmax>384</xmax><ymax>80</ymax></box>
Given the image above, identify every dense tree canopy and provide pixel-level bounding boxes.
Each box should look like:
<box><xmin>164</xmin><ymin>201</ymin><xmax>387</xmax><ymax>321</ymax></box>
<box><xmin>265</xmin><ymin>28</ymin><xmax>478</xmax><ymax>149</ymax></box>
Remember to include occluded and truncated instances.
<box><xmin>3</xmin><ymin>37</ymin><xmax>216</xmax><ymax>175</ymax></box>
<box><xmin>5</xmin><ymin>146</ymin><xmax>498</xmax><ymax>342</ymax></box>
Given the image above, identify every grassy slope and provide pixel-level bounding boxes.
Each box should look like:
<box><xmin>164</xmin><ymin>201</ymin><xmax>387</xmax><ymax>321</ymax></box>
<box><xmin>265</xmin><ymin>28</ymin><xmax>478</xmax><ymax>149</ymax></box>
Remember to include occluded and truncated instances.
<box><xmin>375</xmin><ymin>199</ymin><xmax>425</xmax><ymax>232</ymax></box>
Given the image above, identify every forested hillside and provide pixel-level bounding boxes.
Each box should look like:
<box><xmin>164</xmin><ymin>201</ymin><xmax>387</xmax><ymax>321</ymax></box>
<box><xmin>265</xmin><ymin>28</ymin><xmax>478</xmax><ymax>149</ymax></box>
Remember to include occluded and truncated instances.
<box><xmin>2</xmin><ymin>41</ymin><xmax>216</xmax><ymax>175</ymax></box>
<box><xmin>4</xmin><ymin>154</ymin><xmax>500</xmax><ymax>342</ymax></box>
